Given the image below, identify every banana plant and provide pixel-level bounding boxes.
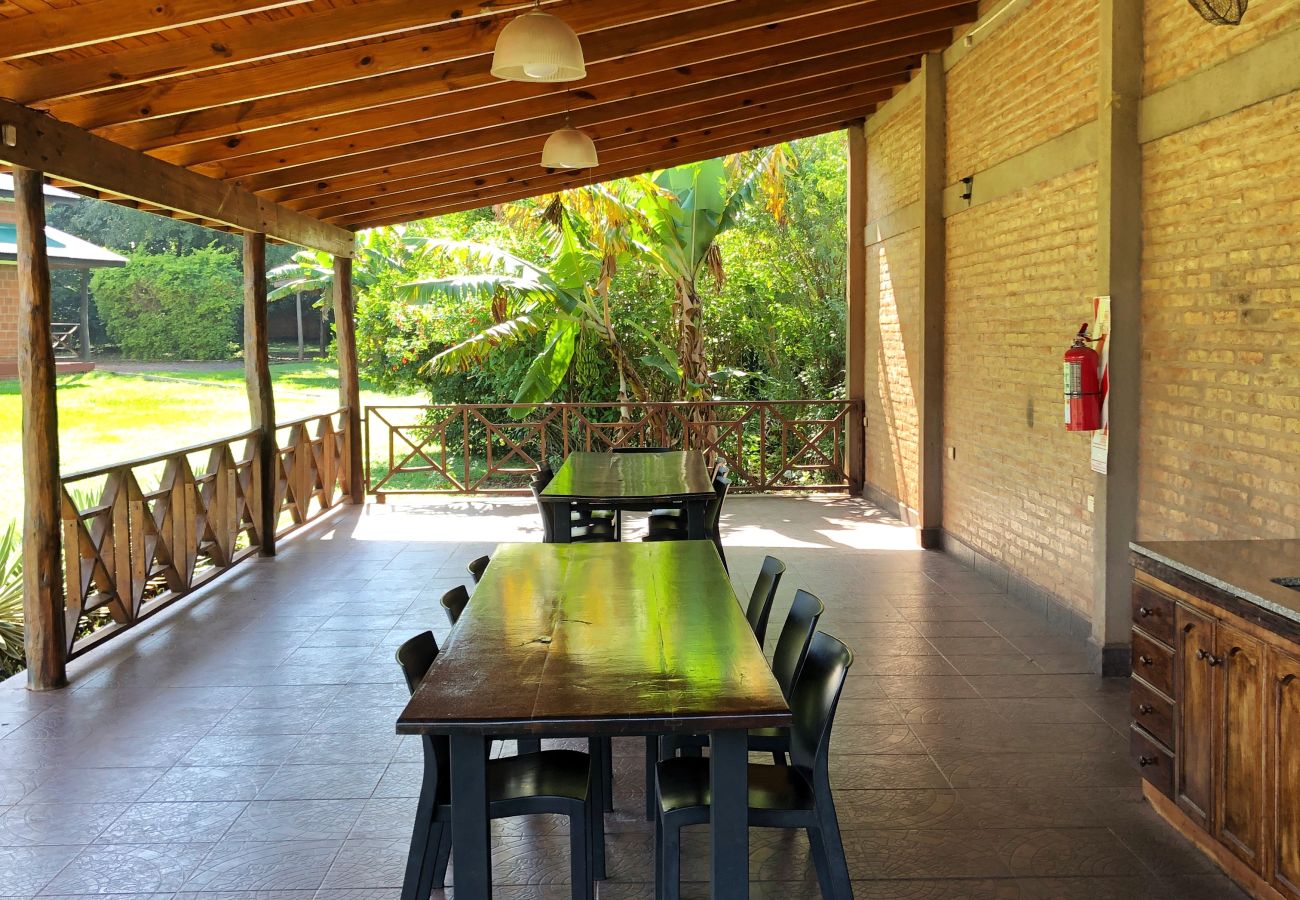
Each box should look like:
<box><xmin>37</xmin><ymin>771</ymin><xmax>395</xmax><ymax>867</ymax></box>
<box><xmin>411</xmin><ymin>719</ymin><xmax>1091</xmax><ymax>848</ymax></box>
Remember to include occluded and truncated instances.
<box><xmin>0</xmin><ymin>522</ymin><xmax>24</xmax><ymax>673</ymax></box>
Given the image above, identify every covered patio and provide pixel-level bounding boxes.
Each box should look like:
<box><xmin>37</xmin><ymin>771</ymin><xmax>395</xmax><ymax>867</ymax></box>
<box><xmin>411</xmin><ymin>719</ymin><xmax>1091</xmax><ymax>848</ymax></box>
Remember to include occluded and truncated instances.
<box><xmin>0</xmin><ymin>496</ymin><xmax>1244</xmax><ymax>898</ymax></box>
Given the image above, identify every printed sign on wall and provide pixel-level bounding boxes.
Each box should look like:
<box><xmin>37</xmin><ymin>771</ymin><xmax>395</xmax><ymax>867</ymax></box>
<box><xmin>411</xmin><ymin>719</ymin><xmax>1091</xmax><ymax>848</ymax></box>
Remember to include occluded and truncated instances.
<box><xmin>1090</xmin><ymin>295</ymin><xmax>1111</xmax><ymax>475</ymax></box>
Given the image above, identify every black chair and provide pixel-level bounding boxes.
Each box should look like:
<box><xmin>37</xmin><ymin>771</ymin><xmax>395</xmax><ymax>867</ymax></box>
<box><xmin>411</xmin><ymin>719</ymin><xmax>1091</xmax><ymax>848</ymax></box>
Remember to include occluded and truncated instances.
<box><xmin>611</xmin><ymin>446</ymin><xmax>672</xmax><ymax>452</ymax></box>
<box><xmin>745</xmin><ymin>555</ymin><xmax>786</xmax><ymax>644</ymax></box>
<box><xmin>439</xmin><ymin>584</ymin><xmax>469</xmax><ymax>627</ymax></box>
<box><xmin>467</xmin><ymin>555</ymin><xmax>490</xmax><ymax>584</ymax></box>
<box><xmin>532</xmin><ymin>468</ymin><xmax>616</xmax><ymax>544</ymax></box>
<box><xmin>395</xmin><ymin>632</ymin><xmax>600</xmax><ymax>900</ymax></box>
<box><xmin>653</xmin><ymin>632</ymin><xmax>855</xmax><ymax>900</ymax></box>
<box><xmin>644</xmin><ymin>472</ymin><xmax>731</xmax><ymax>567</ymax></box>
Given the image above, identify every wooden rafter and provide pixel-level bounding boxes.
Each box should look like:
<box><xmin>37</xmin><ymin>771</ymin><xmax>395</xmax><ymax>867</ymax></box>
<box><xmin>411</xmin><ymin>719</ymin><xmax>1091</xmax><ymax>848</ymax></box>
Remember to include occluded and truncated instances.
<box><xmin>152</xmin><ymin>14</ymin><xmax>955</xmax><ymax>167</ymax></box>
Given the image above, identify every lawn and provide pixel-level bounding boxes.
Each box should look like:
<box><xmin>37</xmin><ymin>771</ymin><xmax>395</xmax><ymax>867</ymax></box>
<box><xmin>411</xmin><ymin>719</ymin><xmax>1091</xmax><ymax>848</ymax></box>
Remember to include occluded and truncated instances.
<box><xmin>0</xmin><ymin>362</ymin><xmax>417</xmax><ymax>528</ymax></box>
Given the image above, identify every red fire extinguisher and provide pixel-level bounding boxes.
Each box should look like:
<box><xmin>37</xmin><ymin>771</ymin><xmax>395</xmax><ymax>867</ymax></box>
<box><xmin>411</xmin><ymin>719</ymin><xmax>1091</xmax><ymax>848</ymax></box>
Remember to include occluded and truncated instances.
<box><xmin>1063</xmin><ymin>323</ymin><xmax>1102</xmax><ymax>432</ymax></box>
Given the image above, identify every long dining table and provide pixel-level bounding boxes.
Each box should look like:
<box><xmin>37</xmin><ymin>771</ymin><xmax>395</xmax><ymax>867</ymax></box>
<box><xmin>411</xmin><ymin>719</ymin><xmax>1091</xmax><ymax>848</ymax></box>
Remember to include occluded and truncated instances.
<box><xmin>539</xmin><ymin>450</ymin><xmax>715</xmax><ymax>542</ymax></box>
<box><xmin>396</xmin><ymin>539</ymin><xmax>790</xmax><ymax>899</ymax></box>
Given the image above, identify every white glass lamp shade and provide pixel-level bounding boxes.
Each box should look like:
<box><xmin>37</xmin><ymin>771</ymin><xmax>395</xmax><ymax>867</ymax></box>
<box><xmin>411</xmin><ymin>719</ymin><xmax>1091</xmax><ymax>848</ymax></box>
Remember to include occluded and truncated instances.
<box><xmin>541</xmin><ymin>127</ymin><xmax>598</xmax><ymax>169</ymax></box>
<box><xmin>491</xmin><ymin>10</ymin><xmax>586</xmax><ymax>82</ymax></box>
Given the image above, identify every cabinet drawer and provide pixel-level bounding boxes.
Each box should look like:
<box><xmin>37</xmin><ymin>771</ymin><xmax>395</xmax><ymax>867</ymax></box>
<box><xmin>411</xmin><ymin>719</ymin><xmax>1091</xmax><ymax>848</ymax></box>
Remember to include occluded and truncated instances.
<box><xmin>1132</xmin><ymin>628</ymin><xmax>1175</xmax><ymax>696</ymax></box>
<box><xmin>1130</xmin><ymin>678</ymin><xmax>1174</xmax><ymax>748</ymax></box>
<box><xmin>1132</xmin><ymin>582</ymin><xmax>1175</xmax><ymax>645</ymax></box>
<box><xmin>1131</xmin><ymin>724</ymin><xmax>1174</xmax><ymax>798</ymax></box>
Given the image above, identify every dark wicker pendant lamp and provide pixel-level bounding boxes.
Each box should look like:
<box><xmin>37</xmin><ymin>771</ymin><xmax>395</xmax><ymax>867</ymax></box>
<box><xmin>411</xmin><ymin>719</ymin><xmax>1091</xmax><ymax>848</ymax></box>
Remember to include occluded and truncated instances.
<box><xmin>1188</xmin><ymin>0</ymin><xmax>1248</xmax><ymax>25</ymax></box>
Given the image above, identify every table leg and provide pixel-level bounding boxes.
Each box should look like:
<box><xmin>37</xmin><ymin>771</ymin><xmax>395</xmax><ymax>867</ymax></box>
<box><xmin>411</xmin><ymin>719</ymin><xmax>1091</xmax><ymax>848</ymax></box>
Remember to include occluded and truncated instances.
<box><xmin>686</xmin><ymin>498</ymin><xmax>706</xmax><ymax>541</ymax></box>
<box><xmin>449</xmin><ymin>734</ymin><xmax>493</xmax><ymax>898</ymax></box>
<box><xmin>547</xmin><ymin>501</ymin><xmax>572</xmax><ymax>544</ymax></box>
<box><xmin>709</xmin><ymin>729</ymin><xmax>749</xmax><ymax>899</ymax></box>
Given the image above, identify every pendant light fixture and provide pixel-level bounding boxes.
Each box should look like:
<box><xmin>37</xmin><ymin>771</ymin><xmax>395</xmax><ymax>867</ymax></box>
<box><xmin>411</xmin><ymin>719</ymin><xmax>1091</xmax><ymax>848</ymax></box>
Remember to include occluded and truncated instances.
<box><xmin>491</xmin><ymin>1</ymin><xmax>586</xmax><ymax>82</ymax></box>
<box><xmin>541</xmin><ymin>123</ymin><xmax>598</xmax><ymax>169</ymax></box>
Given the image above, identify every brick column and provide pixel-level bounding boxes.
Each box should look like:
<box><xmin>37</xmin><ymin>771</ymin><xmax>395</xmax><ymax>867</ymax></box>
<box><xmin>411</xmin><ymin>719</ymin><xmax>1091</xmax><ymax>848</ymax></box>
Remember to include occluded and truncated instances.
<box><xmin>917</xmin><ymin>52</ymin><xmax>946</xmax><ymax>549</ymax></box>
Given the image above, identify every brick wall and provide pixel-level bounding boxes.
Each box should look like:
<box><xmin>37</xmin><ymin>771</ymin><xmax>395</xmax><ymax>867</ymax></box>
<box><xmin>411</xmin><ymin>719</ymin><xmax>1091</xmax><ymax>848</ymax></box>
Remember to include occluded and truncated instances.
<box><xmin>1144</xmin><ymin>0</ymin><xmax>1300</xmax><ymax>94</ymax></box>
<box><xmin>946</xmin><ymin>0</ymin><xmax>1099</xmax><ymax>182</ymax></box>
<box><xmin>864</xmin><ymin>99</ymin><xmax>922</xmax><ymax>513</ymax></box>
<box><xmin>0</xmin><ymin>265</ymin><xmax>18</xmax><ymax>365</ymax></box>
<box><xmin>944</xmin><ymin>165</ymin><xmax>1099</xmax><ymax>613</ymax></box>
<box><xmin>1137</xmin><ymin>88</ymin><xmax>1300</xmax><ymax>541</ymax></box>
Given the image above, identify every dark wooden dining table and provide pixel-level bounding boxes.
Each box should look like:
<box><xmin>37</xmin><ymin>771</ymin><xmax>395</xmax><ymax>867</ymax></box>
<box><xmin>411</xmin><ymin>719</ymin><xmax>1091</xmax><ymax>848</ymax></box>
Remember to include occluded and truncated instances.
<box><xmin>396</xmin><ymin>540</ymin><xmax>790</xmax><ymax>899</ymax></box>
<box><xmin>539</xmin><ymin>450</ymin><xmax>715</xmax><ymax>542</ymax></box>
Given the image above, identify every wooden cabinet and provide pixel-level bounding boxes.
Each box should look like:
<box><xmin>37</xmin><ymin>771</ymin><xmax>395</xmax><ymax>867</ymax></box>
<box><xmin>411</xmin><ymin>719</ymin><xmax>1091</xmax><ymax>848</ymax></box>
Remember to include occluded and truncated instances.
<box><xmin>1271</xmin><ymin>649</ymin><xmax>1300</xmax><ymax>900</ymax></box>
<box><xmin>1131</xmin><ymin>569</ymin><xmax>1300</xmax><ymax>900</ymax></box>
<box><xmin>1175</xmin><ymin>602</ymin><xmax>1216</xmax><ymax>831</ymax></box>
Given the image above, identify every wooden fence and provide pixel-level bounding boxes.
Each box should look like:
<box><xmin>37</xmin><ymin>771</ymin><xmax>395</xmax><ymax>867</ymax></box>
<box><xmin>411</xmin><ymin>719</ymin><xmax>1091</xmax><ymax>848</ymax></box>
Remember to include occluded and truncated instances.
<box><xmin>59</xmin><ymin>407</ymin><xmax>352</xmax><ymax>658</ymax></box>
<box><xmin>365</xmin><ymin>400</ymin><xmax>858</xmax><ymax>496</ymax></box>
<box><xmin>50</xmin><ymin>322</ymin><xmax>81</xmax><ymax>358</ymax></box>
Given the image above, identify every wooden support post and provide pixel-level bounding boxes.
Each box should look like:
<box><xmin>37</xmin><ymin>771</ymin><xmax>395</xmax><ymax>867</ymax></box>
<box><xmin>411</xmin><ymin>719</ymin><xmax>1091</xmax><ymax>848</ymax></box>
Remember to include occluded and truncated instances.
<box><xmin>78</xmin><ymin>268</ymin><xmax>91</xmax><ymax>362</ymax></box>
<box><xmin>845</xmin><ymin>120</ymin><xmax>867</xmax><ymax>496</ymax></box>
<box><xmin>294</xmin><ymin>291</ymin><xmax>305</xmax><ymax>361</ymax></box>
<box><xmin>917</xmin><ymin>52</ymin><xmax>946</xmax><ymax>549</ymax></box>
<box><xmin>1091</xmin><ymin>0</ymin><xmax>1143</xmax><ymax>675</ymax></box>
<box><xmin>15</xmin><ymin>167</ymin><xmax>67</xmax><ymax>690</ymax></box>
<box><xmin>243</xmin><ymin>231</ymin><xmax>277</xmax><ymax>555</ymax></box>
<box><xmin>332</xmin><ymin>255</ymin><xmax>364</xmax><ymax>503</ymax></box>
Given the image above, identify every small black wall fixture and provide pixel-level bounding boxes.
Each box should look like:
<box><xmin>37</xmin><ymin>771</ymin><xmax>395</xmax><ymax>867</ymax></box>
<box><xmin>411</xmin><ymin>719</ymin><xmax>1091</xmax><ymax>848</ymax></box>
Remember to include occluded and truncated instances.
<box><xmin>960</xmin><ymin>176</ymin><xmax>974</xmax><ymax>203</ymax></box>
<box><xmin>1188</xmin><ymin>0</ymin><xmax>1247</xmax><ymax>25</ymax></box>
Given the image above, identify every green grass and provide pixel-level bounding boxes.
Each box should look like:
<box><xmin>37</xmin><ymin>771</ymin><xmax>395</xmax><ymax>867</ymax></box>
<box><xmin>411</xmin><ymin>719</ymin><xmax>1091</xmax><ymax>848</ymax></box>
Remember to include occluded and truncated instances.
<box><xmin>0</xmin><ymin>362</ymin><xmax>417</xmax><ymax>527</ymax></box>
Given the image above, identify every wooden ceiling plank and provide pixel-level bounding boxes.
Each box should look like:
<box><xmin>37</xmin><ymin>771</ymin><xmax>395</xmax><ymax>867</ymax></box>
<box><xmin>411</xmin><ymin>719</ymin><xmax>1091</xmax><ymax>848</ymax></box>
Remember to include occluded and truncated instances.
<box><xmin>313</xmin><ymin>97</ymin><xmax>885</xmax><ymax>220</ymax></box>
<box><xmin>0</xmin><ymin>0</ymin><xmax>304</xmax><ymax>61</ymax></box>
<box><xmin>0</xmin><ymin>98</ymin><xmax>352</xmax><ymax>255</ymax></box>
<box><xmin>7</xmin><ymin>0</ymin><xmax>620</xmax><ymax>104</ymax></box>
<box><xmin>63</xmin><ymin>0</ymin><xmax>970</xmax><ymax>135</ymax></box>
<box><xmin>46</xmin><ymin>0</ymin><xmax>795</xmax><ymax>126</ymax></box>
<box><xmin>286</xmin><ymin>79</ymin><xmax>912</xmax><ymax>213</ymax></box>
<box><xmin>230</xmin><ymin>57</ymin><xmax>912</xmax><ymax>191</ymax></box>
<box><xmin>201</xmin><ymin>41</ymin><xmax>917</xmax><ymax>181</ymax></box>
<box><xmin>340</xmin><ymin>116</ymin><xmax>861</xmax><ymax>229</ymax></box>
<box><xmin>156</xmin><ymin>12</ymin><xmax>951</xmax><ymax>167</ymax></box>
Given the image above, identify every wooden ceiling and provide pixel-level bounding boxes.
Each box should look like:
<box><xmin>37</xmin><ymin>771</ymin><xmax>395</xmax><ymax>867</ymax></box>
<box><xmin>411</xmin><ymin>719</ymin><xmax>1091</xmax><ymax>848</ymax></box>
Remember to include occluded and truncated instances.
<box><xmin>2</xmin><ymin>0</ymin><xmax>977</xmax><ymax>235</ymax></box>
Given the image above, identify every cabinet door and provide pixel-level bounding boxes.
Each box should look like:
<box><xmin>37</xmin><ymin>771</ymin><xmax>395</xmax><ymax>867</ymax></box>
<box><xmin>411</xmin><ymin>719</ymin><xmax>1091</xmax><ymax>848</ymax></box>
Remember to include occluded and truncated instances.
<box><xmin>1215</xmin><ymin>623</ymin><xmax>1267</xmax><ymax>873</ymax></box>
<box><xmin>1271</xmin><ymin>649</ymin><xmax>1300</xmax><ymax>899</ymax></box>
<box><xmin>1176</xmin><ymin>603</ymin><xmax>1216</xmax><ymax>832</ymax></box>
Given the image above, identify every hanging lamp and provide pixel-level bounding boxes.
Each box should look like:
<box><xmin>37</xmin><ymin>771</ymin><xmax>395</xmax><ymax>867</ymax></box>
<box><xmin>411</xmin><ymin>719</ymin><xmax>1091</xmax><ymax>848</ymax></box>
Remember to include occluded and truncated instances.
<box><xmin>491</xmin><ymin>1</ymin><xmax>586</xmax><ymax>82</ymax></box>
<box><xmin>541</xmin><ymin>125</ymin><xmax>598</xmax><ymax>169</ymax></box>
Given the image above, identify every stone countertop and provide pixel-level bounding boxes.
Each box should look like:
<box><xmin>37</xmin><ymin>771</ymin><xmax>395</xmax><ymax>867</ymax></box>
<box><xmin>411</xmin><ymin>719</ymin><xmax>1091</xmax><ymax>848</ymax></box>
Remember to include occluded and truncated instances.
<box><xmin>1131</xmin><ymin>539</ymin><xmax>1300</xmax><ymax>626</ymax></box>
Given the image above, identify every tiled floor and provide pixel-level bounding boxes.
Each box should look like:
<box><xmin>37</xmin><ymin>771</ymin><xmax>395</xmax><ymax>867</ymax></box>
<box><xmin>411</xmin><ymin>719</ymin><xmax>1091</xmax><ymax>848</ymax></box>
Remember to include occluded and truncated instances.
<box><xmin>0</xmin><ymin>496</ymin><xmax>1248</xmax><ymax>899</ymax></box>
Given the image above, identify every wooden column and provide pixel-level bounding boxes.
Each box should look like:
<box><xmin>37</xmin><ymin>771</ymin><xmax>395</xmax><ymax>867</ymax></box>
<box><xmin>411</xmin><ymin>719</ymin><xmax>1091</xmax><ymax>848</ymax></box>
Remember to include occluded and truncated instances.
<box><xmin>78</xmin><ymin>268</ymin><xmax>91</xmax><ymax>362</ymax></box>
<box><xmin>1091</xmin><ymin>0</ymin><xmax>1143</xmax><ymax>674</ymax></box>
<box><xmin>243</xmin><ymin>231</ymin><xmax>277</xmax><ymax>555</ymax></box>
<box><xmin>845</xmin><ymin>120</ymin><xmax>868</xmax><ymax>496</ymax></box>
<box><xmin>15</xmin><ymin>167</ymin><xmax>67</xmax><ymax>690</ymax></box>
<box><xmin>917</xmin><ymin>52</ymin><xmax>946</xmax><ymax>549</ymax></box>
<box><xmin>332</xmin><ymin>254</ymin><xmax>364</xmax><ymax>503</ymax></box>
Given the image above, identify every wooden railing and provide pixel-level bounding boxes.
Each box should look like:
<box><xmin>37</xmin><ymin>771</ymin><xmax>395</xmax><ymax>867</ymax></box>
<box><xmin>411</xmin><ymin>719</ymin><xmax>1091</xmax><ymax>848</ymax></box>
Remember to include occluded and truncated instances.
<box><xmin>51</xmin><ymin>322</ymin><xmax>81</xmax><ymax>358</ymax></box>
<box><xmin>59</xmin><ymin>408</ymin><xmax>352</xmax><ymax>658</ymax></box>
<box><xmin>365</xmin><ymin>400</ymin><xmax>858</xmax><ymax>496</ymax></box>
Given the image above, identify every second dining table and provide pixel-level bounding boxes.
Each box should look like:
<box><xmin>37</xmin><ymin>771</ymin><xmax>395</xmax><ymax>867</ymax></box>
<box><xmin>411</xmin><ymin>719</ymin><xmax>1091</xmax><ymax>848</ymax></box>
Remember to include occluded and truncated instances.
<box><xmin>539</xmin><ymin>449</ymin><xmax>715</xmax><ymax>542</ymax></box>
<box><xmin>396</xmin><ymin>539</ymin><xmax>790</xmax><ymax>899</ymax></box>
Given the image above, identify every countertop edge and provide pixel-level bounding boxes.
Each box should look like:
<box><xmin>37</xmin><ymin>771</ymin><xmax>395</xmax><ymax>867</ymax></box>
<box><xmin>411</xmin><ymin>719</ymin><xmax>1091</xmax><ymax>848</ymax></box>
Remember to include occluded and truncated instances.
<box><xmin>1130</xmin><ymin>541</ymin><xmax>1300</xmax><ymax>630</ymax></box>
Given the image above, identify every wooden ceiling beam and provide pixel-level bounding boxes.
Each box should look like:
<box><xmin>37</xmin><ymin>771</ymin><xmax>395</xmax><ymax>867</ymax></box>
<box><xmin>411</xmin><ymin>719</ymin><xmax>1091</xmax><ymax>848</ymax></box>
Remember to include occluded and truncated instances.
<box><xmin>66</xmin><ymin>0</ymin><xmax>970</xmax><ymax>135</ymax></box>
<box><xmin>7</xmin><ymin>0</ymin><xmax>617</xmax><ymax>104</ymax></box>
<box><xmin>315</xmin><ymin>98</ymin><xmax>884</xmax><ymax>221</ymax></box>
<box><xmin>156</xmin><ymin>12</ymin><xmax>955</xmax><ymax>168</ymax></box>
<box><xmin>232</xmin><ymin>59</ymin><xmax>913</xmax><ymax>192</ymax></box>
<box><xmin>202</xmin><ymin>42</ymin><xmax>915</xmax><ymax>182</ymax></box>
<box><xmin>286</xmin><ymin>82</ymin><xmax>910</xmax><ymax>214</ymax></box>
<box><xmin>341</xmin><ymin>117</ymin><xmax>859</xmax><ymax>230</ymax></box>
<box><xmin>0</xmin><ymin>99</ymin><xmax>352</xmax><ymax>256</ymax></box>
<box><xmin>0</xmin><ymin>0</ymin><xmax>305</xmax><ymax>61</ymax></box>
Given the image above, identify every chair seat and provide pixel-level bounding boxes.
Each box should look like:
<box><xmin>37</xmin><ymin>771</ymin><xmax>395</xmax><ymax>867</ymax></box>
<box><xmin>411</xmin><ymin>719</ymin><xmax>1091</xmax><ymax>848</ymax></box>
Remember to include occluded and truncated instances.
<box><xmin>655</xmin><ymin>756</ymin><xmax>814</xmax><ymax>815</ymax></box>
<box><xmin>488</xmin><ymin>749</ymin><xmax>592</xmax><ymax>804</ymax></box>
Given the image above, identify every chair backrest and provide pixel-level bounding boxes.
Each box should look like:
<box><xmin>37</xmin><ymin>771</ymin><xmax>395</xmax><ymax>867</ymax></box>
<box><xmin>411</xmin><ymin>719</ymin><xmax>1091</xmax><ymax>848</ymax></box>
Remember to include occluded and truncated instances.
<box><xmin>788</xmin><ymin>632</ymin><xmax>854</xmax><ymax>778</ymax></box>
<box><xmin>441</xmin><ymin>584</ymin><xmax>470</xmax><ymax>626</ymax></box>
<box><xmin>612</xmin><ymin>446</ymin><xmax>671</xmax><ymax>453</ymax></box>
<box><xmin>706</xmin><ymin>472</ymin><xmax>731</xmax><ymax>534</ymax></box>
<box><xmin>745</xmin><ymin>554</ymin><xmax>785</xmax><ymax>644</ymax></box>
<box><xmin>467</xmin><ymin>555</ymin><xmax>490</xmax><ymax>584</ymax></box>
<box><xmin>531</xmin><ymin>469</ymin><xmax>555</xmax><ymax>541</ymax></box>
<box><xmin>771</xmin><ymin>589</ymin><xmax>825</xmax><ymax>699</ymax></box>
<box><xmin>395</xmin><ymin>630</ymin><xmax>440</xmax><ymax>695</ymax></box>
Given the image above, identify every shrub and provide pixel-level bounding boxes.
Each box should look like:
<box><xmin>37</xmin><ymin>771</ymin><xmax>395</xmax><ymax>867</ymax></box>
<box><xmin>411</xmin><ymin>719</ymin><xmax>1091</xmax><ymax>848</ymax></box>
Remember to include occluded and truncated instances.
<box><xmin>0</xmin><ymin>522</ymin><xmax>23</xmax><ymax>678</ymax></box>
<box><xmin>91</xmin><ymin>248</ymin><xmax>242</xmax><ymax>360</ymax></box>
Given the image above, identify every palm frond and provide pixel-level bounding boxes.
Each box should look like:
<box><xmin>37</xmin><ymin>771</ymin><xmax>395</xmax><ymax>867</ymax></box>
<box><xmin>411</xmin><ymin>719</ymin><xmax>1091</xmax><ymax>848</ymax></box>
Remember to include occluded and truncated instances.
<box><xmin>0</xmin><ymin>522</ymin><xmax>25</xmax><ymax>669</ymax></box>
<box><xmin>424</xmin><ymin>312</ymin><xmax>545</xmax><ymax>373</ymax></box>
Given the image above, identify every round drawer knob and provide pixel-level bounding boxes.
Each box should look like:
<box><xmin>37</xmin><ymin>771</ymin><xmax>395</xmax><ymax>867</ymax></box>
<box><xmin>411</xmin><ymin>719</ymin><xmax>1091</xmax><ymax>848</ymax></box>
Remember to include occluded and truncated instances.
<box><xmin>1138</xmin><ymin>756</ymin><xmax>1157</xmax><ymax>767</ymax></box>
<box><xmin>1138</xmin><ymin>704</ymin><xmax>1154</xmax><ymax>715</ymax></box>
<box><xmin>1140</xmin><ymin>655</ymin><xmax>1154</xmax><ymax>666</ymax></box>
<box><xmin>1138</xmin><ymin>606</ymin><xmax>1153</xmax><ymax>617</ymax></box>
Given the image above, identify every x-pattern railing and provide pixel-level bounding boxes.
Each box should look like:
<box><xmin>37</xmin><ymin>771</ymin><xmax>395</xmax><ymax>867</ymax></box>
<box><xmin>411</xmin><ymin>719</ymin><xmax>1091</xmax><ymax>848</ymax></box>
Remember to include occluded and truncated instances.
<box><xmin>365</xmin><ymin>400</ymin><xmax>858</xmax><ymax>496</ymax></box>
<box><xmin>51</xmin><ymin>322</ymin><xmax>81</xmax><ymax>358</ymax></box>
<box><xmin>60</xmin><ymin>408</ymin><xmax>352</xmax><ymax>658</ymax></box>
